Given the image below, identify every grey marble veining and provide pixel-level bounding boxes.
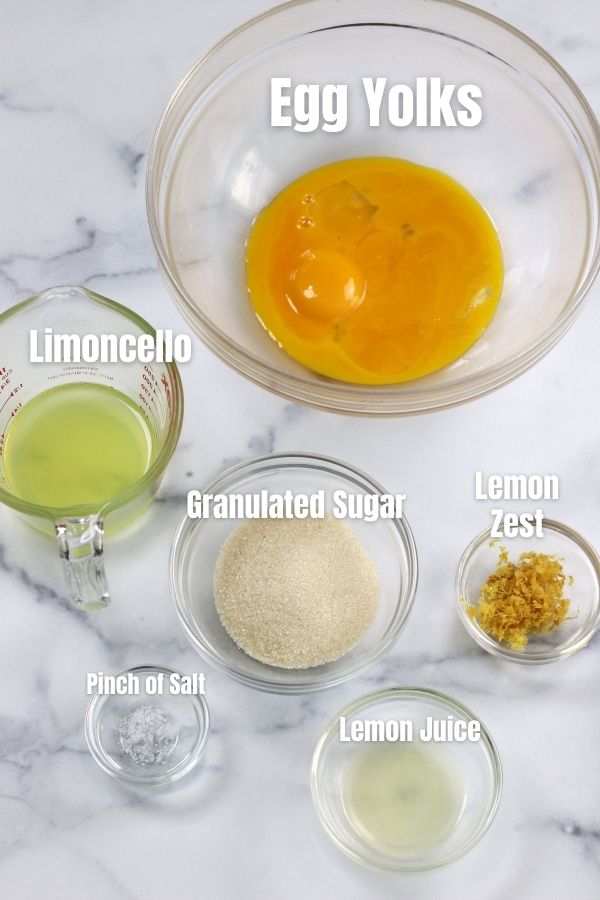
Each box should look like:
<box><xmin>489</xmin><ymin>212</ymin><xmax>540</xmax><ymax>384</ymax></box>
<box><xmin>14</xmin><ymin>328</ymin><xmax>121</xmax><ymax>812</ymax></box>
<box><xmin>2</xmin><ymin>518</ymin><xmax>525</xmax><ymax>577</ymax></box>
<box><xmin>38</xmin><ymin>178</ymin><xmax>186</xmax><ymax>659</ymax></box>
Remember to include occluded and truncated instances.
<box><xmin>0</xmin><ymin>1</ymin><xmax>600</xmax><ymax>897</ymax></box>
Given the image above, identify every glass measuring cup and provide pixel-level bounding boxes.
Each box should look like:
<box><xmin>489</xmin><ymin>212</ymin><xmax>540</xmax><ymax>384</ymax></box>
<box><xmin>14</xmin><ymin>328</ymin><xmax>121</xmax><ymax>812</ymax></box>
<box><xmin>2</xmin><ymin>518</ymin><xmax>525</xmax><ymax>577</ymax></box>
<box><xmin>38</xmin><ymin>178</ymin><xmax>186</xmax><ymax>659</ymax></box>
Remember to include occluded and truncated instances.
<box><xmin>0</xmin><ymin>285</ymin><xmax>183</xmax><ymax>610</ymax></box>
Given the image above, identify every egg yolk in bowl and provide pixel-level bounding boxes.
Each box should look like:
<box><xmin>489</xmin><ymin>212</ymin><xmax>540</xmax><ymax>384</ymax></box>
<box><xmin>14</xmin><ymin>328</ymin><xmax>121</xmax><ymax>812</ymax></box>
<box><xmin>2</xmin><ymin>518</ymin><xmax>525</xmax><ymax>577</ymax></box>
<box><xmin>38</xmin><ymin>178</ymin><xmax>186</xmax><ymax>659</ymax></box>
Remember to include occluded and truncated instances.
<box><xmin>245</xmin><ymin>157</ymin><xmax>503</xmax><ymax>385</ymax></box>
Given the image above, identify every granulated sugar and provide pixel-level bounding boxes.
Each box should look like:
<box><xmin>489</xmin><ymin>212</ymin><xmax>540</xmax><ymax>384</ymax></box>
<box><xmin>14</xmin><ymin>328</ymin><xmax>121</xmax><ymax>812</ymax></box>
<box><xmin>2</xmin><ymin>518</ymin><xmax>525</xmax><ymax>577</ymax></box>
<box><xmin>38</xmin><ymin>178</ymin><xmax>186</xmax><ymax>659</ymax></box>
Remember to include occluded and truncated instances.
<box><xmin>213</xmin><ymin>515</ymin><xmax>380</xmax><ymax>669</ymax></box>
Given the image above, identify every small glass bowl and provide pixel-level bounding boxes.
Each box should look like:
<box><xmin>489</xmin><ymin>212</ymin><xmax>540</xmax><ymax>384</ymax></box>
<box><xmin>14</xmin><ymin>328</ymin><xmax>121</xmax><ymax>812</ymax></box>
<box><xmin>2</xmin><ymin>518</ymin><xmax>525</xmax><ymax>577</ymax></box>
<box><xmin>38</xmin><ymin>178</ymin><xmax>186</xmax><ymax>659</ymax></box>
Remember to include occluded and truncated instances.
<box><xmin>171</xmin><ymin>453</ymin><xmax>418</xmax><ymax>693</ymax></box>
<box><xmin>456</xmin><ymin>520</ymin><xmax>600</xmax><ymax>664</ymax></box>
<box><xmin>311</xmin><ymin>687</ymin><xmax>502</xmax><ymax>871</ymax></box>
<box><xmin>85</xmin><ymin>665</ymin><xmax>209</xmax><ymax>785</ymax></box>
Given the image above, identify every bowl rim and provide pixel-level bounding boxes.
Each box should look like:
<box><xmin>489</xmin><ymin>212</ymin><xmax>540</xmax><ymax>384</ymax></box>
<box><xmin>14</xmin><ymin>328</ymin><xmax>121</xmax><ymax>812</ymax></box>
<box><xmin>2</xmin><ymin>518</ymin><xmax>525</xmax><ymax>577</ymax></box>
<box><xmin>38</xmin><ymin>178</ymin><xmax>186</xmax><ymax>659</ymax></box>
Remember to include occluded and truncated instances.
<box><xmin>85</xmin><ymin>664</ymin><xmax>210</xmax><ymax>785</ymax></box>
<box><xmin>455</xmin><ymin>518</ymin><xmax>600</xmax><ymax>664</ymax></box>
<box><xmin>170</xmin><ymin>451</ymin><xmax>418</xmax><ymax>693</ymax></box>
<box><xmin>310</xmin><ymin>685</ymin><xmax>503</xmax><ymax>871</ymax></box>
<box><xmin>146</xmin><ymin>0</ymin><xmax>600</xmax><ymax>416</ymax></box>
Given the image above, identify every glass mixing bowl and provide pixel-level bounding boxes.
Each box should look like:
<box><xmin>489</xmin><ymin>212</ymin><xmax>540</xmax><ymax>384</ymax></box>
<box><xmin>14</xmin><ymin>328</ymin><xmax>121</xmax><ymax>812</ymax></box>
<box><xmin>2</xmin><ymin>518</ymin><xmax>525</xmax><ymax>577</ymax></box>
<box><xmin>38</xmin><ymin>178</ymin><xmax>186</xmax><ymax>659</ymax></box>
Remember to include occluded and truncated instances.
<box><xmin>147</xmin><ymin>0</ymin><xmax>600</xmax><ymax>415</ymax></box>
<box><xmin>456</xmin><ymin>519</ymin><xmax>600</xmax><ymax>664</ymax></box>
<box><xmin>311</xmin><ymin>688</ymin><xmax>502</xmax><ymax>871</ymax></box>
<box><xmin>170</xmin><ymin>453</ymin><xmax>418</xmax><ymax>693</ymax></box>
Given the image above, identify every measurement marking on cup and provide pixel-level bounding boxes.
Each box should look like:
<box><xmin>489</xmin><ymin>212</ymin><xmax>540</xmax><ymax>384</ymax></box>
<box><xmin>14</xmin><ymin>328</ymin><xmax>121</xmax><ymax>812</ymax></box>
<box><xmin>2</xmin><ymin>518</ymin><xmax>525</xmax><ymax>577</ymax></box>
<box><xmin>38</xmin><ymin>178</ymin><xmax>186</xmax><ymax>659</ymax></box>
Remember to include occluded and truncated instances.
<box><xmin>0</xmin><ymin>385</ymin><xmax>23</xmax><ymax>415</ymax></box>
<box><xmin>0</xmin><ymin>410</ymin><xmax>20</xmax><ymax>453</ymax></box>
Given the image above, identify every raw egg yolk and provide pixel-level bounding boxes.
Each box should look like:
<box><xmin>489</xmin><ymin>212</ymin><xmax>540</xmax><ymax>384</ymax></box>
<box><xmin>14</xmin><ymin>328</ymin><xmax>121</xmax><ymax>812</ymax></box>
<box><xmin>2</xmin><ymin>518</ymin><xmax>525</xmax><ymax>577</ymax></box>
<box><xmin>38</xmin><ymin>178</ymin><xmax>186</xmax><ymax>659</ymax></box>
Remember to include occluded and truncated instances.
<box><xmin>287</xmin><ymin>250</ymin><xmax>365</xmax><ymax>322</ymax></box>
<box><xmin>246</xmin><ymin>157</ymin><xmax>503</xmax><ymax>385</ymax></box>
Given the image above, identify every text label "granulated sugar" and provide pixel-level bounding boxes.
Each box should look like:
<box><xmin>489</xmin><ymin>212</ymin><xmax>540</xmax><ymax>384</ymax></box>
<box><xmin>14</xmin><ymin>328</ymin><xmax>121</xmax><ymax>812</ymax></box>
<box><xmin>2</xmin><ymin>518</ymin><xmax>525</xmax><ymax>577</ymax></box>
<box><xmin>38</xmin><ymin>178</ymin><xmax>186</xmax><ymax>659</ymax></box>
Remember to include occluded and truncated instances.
<box><xmin>186</xmin><ymin>489</ymin><xmax>406</xmax><ymax>522</ymax></box>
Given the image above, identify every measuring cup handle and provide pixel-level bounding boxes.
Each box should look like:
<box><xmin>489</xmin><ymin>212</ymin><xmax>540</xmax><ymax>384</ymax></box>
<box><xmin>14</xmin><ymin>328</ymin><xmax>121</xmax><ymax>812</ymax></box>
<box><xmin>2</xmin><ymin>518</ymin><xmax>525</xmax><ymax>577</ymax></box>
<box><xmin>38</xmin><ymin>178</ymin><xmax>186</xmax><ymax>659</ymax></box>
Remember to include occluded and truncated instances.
<box><xmin>55</xmin><ymin>516</ymin><xmax>110</xmax><ymax>611</ymax></box>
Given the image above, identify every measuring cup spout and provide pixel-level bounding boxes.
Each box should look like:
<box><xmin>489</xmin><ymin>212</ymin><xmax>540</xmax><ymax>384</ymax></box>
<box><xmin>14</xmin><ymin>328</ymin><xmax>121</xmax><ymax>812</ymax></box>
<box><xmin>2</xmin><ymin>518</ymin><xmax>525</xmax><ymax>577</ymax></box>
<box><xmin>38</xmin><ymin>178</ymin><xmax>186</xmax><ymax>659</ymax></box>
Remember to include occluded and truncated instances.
<box><xmin>55</xmin><ymin>516</ymin><xmax>110</xmax><ymax>610</ymax></box>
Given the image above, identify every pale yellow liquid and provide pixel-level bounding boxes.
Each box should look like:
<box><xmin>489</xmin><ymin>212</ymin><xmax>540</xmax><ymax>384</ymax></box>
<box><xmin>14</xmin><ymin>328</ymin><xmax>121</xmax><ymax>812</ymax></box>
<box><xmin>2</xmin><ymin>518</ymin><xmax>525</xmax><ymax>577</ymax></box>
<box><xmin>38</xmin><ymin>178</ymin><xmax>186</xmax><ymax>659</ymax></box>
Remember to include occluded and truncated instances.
<box><xmin>343</xmin><ymin>742</ymin><xmax>465</xmax><ymax>854</ymax></box>
<box><xmin>4</xmin><ymin>382</ymin><xmax>155</xmax><ymax>512</ymax></box>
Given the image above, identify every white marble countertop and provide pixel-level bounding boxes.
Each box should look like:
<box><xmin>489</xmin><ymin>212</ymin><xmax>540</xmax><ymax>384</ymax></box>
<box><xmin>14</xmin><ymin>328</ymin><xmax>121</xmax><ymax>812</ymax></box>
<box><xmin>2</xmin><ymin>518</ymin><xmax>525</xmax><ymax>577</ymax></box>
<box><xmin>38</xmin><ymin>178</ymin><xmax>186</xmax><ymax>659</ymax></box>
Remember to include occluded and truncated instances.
<box><xmin>1</xmin><ymin>1</ymin><xmax>600</xmax><ymax>897</ymax></box>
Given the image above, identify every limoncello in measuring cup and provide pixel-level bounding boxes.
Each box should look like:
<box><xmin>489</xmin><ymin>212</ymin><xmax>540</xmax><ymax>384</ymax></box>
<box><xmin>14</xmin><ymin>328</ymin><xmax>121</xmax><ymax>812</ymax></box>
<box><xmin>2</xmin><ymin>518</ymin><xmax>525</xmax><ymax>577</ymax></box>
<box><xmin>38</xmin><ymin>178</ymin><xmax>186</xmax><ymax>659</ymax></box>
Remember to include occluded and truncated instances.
<box><xmin>0</xmin><ymin>286</ymin><xmax>183</xmax><ymax>610</ymax></box>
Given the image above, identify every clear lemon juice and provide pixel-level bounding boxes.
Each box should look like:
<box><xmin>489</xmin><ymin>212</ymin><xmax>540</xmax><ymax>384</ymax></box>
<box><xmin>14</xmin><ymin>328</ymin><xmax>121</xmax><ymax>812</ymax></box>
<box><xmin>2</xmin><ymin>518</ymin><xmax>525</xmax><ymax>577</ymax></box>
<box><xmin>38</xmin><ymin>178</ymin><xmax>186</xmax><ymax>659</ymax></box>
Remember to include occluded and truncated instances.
<box><xmin>343</xmin><ymin>742</ymin><xmax>465</xmax><ymax>854</ymax></box>
<box><xmin>4</xmin><ymin>382</ymin><xmax>155</xmax><ymax>511</ymax></box>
